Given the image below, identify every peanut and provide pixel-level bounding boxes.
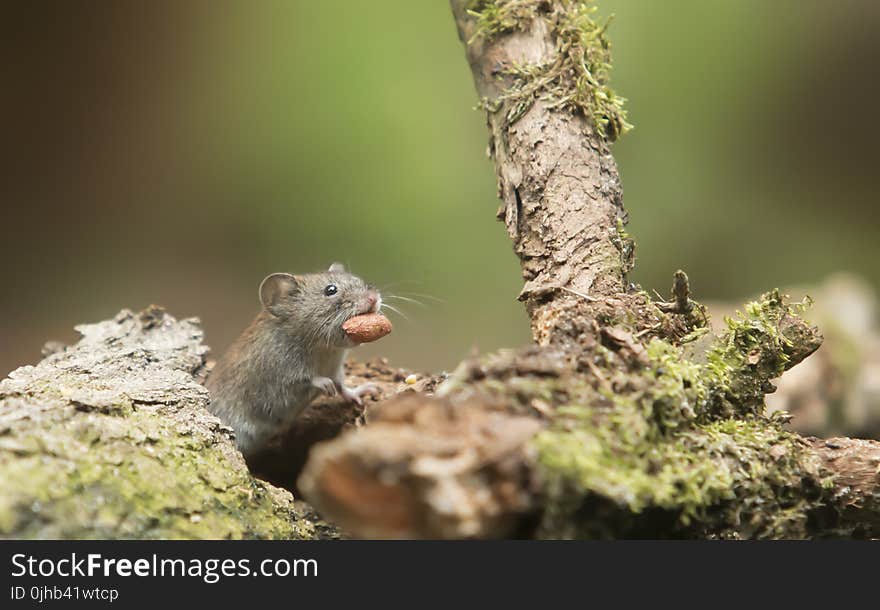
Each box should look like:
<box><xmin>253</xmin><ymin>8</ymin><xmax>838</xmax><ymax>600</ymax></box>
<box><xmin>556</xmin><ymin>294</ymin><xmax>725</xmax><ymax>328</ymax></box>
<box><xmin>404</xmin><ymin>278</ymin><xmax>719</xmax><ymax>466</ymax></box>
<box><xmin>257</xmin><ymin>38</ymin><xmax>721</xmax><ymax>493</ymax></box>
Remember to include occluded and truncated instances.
<box><xmin>342</xmin><ymin>313</ymin><xmax>393</xmax><ymax>344</ymax></box>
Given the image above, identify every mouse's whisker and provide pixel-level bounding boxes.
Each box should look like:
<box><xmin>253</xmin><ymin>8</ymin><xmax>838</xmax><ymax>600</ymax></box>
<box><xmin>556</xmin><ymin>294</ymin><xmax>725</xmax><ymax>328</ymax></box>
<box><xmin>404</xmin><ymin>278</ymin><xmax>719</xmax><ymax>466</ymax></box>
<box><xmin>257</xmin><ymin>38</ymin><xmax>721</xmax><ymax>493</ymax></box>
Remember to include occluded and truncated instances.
<box><xmin>397</xmin><ymin>291</ymin><xmax>445</xmax><ymax>303</ymax></box>
<box><xmin>385</xmin><ymin>295</ymin><xmax>427</xmax><ymax>308</ymax></box>
<box><xmin>380</xmin><ymin>303</ymin><xmax>411</xmax><ymax>323</ymax></box>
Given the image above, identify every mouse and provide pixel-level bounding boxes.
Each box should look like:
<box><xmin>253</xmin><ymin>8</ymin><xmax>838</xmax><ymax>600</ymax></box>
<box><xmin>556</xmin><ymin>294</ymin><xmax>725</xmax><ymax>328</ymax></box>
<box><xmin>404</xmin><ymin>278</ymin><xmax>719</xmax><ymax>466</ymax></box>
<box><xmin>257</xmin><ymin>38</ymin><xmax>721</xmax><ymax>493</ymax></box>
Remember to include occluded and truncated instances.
<box><xmin>205</xmin><ymin>263</ymin><xmax>382</xmax><ymax>458</ymax></box>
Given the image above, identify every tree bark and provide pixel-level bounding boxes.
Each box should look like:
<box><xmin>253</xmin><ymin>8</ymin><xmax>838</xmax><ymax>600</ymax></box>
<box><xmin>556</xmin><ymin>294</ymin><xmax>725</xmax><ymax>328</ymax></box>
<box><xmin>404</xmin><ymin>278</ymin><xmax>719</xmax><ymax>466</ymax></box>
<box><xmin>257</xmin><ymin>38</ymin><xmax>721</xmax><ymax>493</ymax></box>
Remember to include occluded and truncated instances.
<box><xmin>810</xmin><ymin>437</ymin><xmax>880</xmax><ymax>536</ymax></box>
<box><xmin>0</xmin><ymin>306</ymin><xmax>336</xmax><ymax>539</ymax></box>
<box><xmin>451</xmin><ymin>0</ymin><xmax>629</xmax><ymax>345</ymax></box>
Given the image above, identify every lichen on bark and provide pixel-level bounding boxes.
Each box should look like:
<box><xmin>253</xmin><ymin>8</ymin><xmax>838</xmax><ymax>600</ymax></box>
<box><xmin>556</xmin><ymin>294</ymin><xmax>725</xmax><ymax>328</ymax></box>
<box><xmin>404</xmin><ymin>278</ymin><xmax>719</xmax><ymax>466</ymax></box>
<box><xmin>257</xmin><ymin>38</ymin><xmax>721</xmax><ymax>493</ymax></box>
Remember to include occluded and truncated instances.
<box><xmin>452</xmin><ymin>0</ymin><xmax>634</xmax><ymax>344</ymax></box>
<box><xmin>0</xmin><ymin>307</ymin><xmax>329</xmax><ymax>539</ymax></box>
<box><xmin>415</xmin><ymin>287</ymin><xmax>834</xmax><ymax>538</ymax></box>
<box><xmin>527</xmin><ymin>291</ymin><xmax>832</xmax><ymax>538</ymax></box>
<box><xmin>467</xmin><ymin>0</ymin><xmax>631</xmax><ymax>141</ymax></box>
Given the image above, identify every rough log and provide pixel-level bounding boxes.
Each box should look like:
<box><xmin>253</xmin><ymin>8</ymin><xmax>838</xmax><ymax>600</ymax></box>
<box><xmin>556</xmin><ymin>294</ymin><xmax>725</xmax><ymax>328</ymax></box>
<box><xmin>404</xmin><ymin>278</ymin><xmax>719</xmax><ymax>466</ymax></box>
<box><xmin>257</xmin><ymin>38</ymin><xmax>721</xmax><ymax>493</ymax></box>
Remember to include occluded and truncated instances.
<box><xmin>298</xmin><ymin>0</ymin><xmax>880</xmax><ymax>539</ymax></box>
<box><xmin>810</xmin><ymin>437</ymin><xmax>880</xmax><ymax>535</ymax></box>
<box><xmin>0</xmin><ymin>306</ymin><xmax>335</xmax><ymax>539</ymax></box>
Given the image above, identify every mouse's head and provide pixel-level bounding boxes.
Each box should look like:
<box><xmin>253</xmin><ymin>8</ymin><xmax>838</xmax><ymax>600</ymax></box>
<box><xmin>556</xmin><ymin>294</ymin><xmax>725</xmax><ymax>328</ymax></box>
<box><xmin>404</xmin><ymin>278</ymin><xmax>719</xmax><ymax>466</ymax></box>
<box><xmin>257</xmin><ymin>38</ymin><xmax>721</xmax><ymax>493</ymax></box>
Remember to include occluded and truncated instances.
<box><xmin>259</xmin><ymin>263</ymin><xmax>381</xmax><ymax>347</ymax></box>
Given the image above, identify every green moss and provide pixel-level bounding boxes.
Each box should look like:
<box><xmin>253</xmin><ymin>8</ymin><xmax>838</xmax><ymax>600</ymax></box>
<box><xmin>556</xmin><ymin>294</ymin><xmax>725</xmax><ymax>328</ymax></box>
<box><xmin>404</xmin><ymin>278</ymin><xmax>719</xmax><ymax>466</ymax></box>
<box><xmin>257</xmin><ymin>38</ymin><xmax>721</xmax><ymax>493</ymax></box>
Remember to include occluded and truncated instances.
<box><xmin>0</xmin><ymin>401</ymin><xmax>317</xmax><ymax>539</ymax></box>
<box><xmin>534</xmin><ymin>417</ymin><xmax>737</xmax><ymax>533</ymax></box>
<box><xmin>450</xmin><ymin>289</ymin><xmax>827</xmax><ymax>538</ymax></box>
<box><xmin>643</xmin><ymin>338</ymin><xmax>706</xmax><ymax>428</ymax></box>
<box><xmin>468</xmin><ymin>0</ymin><xmax>631</xmax><ymax>141</ymax></box>
<box><xmin>704</xmin><ymin>290</ymin><xmax>818</xmax><ymax>417</ymax></box>
<box><xmin>0</xmin><ymin>307</ymin><xmax>333</xmax><ymax>540</ymax></box>
<box><xmin>467</xmin><ymin>0</ymin><xmax>543</xmax><ymax>39</ymax></box>
<box><xmin>533</xmin><ymin>385</ymin><xmax>828</xmax><ymax>538</ymax></box>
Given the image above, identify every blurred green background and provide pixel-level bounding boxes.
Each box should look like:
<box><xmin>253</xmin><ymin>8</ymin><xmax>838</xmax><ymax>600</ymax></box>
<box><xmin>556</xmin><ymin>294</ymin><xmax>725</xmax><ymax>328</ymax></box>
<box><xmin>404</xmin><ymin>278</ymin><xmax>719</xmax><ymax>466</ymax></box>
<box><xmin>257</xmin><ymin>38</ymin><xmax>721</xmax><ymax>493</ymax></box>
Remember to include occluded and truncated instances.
<box><xmin>2</xmin><ymin>1</ymin><xmax>878</xmax><ymax>376</ymax></box>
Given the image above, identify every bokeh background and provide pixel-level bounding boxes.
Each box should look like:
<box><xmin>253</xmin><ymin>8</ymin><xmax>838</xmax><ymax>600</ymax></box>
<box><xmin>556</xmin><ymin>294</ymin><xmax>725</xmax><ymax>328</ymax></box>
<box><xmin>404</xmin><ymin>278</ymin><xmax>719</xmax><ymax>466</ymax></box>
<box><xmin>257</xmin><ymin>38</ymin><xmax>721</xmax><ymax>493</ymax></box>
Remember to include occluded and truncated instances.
<box><xmin>2</xmin><ymin>1</ymin><xmax>879</xmax><ymax>377</ymax></box>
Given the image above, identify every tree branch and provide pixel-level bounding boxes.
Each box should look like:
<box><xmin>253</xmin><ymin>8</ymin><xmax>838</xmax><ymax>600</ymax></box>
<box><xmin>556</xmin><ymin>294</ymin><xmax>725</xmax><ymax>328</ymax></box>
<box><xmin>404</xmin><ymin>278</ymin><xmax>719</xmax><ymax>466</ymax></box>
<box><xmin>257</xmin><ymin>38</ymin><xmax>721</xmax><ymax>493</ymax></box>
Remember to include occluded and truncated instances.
<box><xmin>450</xmin><ymin>0</ymin><xmax>630</xmax><ymax>344</ymax></box>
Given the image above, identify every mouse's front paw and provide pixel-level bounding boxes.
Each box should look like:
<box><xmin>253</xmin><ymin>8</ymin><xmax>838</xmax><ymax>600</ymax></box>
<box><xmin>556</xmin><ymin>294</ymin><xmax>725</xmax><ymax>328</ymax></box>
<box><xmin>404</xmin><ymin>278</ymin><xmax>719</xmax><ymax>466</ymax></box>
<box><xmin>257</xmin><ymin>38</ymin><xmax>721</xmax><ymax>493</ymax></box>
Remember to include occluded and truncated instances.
<box><xmin>311</xmin><ymin>376</ymin><xmax>338</xmax><ymax>397</ymax></box>
<box><xmin>341</xmin><ymin>382</ymin><xmax>380</xmax><ymax>406</ymax></box>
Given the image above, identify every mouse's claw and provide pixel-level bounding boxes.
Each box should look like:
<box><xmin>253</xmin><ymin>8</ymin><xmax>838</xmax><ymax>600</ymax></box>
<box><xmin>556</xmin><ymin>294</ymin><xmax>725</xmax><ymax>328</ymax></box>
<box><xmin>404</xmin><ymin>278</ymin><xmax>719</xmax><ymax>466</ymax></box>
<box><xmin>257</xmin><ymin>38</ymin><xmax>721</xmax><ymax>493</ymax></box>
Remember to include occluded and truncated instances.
<box><xmin>311</xmin><ymin>376</ymin><xmax>337</xmax><ymax>397</ymax></box>
<box><xmin>341</xmin><ymin>382</ymin><xmax>380</xmax><ymax>406</ymax></box>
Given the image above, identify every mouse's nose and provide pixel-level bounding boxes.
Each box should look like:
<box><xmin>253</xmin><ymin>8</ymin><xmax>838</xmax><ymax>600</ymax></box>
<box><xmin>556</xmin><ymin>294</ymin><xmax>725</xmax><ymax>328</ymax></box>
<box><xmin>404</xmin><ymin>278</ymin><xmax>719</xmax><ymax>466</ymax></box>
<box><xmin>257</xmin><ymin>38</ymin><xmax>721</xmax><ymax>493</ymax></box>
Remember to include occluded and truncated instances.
<box><xmin>366</xmin><ymin>293</ymin><xmax>378</xmax><ymax>312</ymax></box>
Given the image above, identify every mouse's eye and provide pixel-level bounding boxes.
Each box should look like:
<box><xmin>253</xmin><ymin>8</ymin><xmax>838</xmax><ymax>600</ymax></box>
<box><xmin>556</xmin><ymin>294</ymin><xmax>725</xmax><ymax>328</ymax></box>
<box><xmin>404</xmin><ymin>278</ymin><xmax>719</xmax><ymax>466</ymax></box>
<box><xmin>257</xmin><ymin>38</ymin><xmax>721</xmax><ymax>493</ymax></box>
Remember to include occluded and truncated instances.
<box><xmin>323</xmin><ymin>284</ymin><xmax>338</xmax><ymax>297</ymax></box>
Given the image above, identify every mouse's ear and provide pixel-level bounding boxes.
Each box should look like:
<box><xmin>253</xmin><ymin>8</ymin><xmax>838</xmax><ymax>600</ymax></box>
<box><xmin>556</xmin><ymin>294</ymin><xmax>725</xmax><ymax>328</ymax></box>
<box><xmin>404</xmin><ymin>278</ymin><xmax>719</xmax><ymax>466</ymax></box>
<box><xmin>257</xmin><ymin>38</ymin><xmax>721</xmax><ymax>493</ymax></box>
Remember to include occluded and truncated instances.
<box><xmin>259</xmin><ymin>273</ymin><xmax>301</xmax><ymax>317</ymax></box>
<box><xmin>328</xmin><ymin>262</ymin><xmax>345</xmax><ymax>273</ymax></box>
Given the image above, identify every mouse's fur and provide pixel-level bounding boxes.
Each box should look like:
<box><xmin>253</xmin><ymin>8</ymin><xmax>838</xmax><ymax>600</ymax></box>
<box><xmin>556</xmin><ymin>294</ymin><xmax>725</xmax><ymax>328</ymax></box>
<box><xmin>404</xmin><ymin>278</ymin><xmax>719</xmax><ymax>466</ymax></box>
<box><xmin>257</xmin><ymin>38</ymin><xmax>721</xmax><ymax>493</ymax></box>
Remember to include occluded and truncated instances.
<box><xmin>206</xmin><ymin>263</ymin><xmax>381</xmax><ymax>458</ymax></box>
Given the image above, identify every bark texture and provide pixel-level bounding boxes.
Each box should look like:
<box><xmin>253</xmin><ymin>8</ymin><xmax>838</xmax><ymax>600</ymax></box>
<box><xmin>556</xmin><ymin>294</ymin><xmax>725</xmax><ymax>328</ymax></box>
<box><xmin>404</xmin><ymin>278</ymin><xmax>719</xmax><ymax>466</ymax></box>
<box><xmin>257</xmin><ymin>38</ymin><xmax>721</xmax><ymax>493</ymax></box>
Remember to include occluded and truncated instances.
<box><xmin>300</xmin><ymin>395</ymin><xmax>541</xmax><ymax>539</ymax></box>
<box><xmin>452</xmin><ymin>0</ymin><xmax>629</xmax><ymax>344</ymax></box>
<box><xmin>811</xmin><ymin>437</ymin><xmax>880</xmax><ymax>535</ymax></box>
<box><xmin>0</xmin><ymin>306</ymin><xmax>331</xmax><ymax>539</ymax></box>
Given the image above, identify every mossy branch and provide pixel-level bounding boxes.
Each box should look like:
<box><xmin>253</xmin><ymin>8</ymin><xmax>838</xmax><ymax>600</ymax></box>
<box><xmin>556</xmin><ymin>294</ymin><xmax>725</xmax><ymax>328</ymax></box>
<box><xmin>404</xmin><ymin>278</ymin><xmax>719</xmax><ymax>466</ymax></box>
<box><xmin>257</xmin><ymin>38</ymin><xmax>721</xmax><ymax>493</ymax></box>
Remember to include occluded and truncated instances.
<box><xmin>468</xmin><ymin>0</ymin><xmax>631</xmax><ymax>141</ymax></box>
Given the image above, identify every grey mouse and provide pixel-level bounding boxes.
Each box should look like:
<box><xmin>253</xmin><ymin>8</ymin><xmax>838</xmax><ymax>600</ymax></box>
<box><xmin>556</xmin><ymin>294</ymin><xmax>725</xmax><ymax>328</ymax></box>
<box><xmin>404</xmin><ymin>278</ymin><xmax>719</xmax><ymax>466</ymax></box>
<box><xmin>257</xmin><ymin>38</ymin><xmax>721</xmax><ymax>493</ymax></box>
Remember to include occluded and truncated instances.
<box><xmin>206</xmin><ymin>263</ymin><xmax>381</xmax><ymax>458</ymax></box>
